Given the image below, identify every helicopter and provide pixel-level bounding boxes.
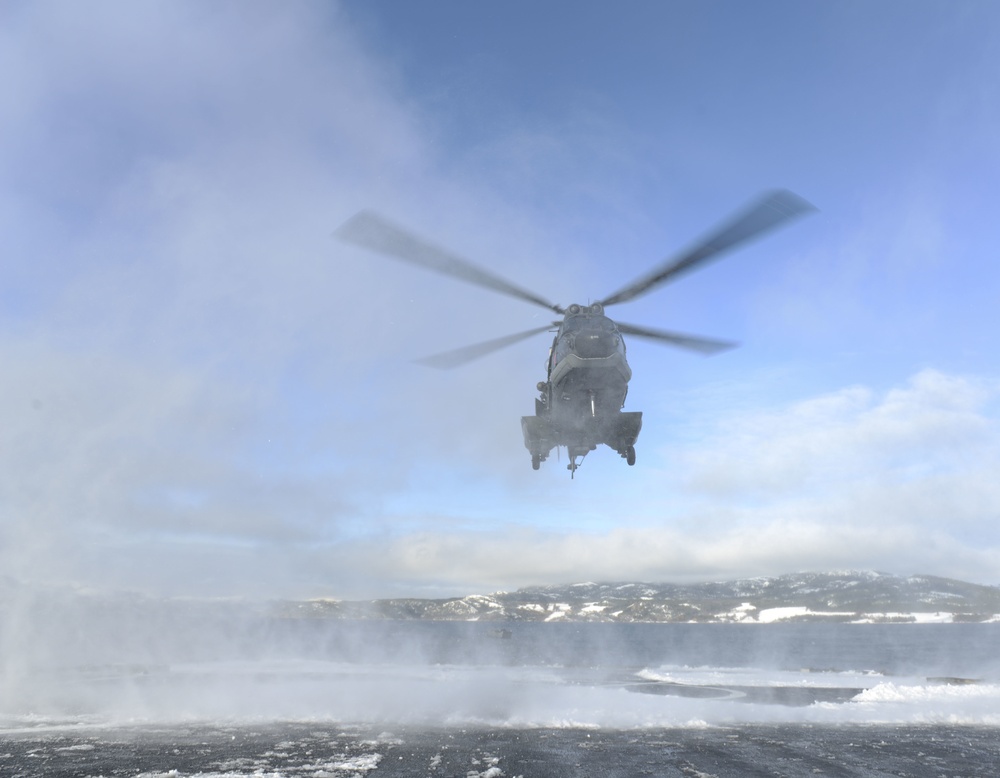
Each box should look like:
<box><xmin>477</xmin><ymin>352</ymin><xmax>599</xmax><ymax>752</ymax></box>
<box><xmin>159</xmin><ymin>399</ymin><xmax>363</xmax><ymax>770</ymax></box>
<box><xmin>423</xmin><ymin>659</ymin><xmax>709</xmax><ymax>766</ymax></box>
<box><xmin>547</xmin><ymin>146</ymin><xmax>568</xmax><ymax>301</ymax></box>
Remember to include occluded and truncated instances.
<box><xmin>337</xmin><ymin>189</ymin><xmax>814</xmax><ymax>476</ymax></box>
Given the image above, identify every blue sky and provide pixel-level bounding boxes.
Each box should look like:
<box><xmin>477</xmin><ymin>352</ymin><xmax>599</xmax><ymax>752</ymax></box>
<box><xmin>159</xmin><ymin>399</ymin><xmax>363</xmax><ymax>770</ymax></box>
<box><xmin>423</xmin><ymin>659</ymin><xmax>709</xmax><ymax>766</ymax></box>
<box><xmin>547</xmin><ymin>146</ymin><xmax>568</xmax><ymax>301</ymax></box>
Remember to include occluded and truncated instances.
<box><xmin>2</xmin><ymin>1</ymin><xmax>999</xmax><ymax>598</ymax></box>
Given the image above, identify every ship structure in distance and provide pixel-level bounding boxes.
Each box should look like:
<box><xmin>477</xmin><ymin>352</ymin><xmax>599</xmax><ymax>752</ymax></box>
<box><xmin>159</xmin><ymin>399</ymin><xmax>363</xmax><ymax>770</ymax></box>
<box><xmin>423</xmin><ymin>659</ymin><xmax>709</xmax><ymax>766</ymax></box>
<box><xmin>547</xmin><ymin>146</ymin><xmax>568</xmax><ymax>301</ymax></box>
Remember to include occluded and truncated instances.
<box><xmin>337</xmin><ymin>190</ymin><xmax>814</xmax><ymax>476</ymax></box>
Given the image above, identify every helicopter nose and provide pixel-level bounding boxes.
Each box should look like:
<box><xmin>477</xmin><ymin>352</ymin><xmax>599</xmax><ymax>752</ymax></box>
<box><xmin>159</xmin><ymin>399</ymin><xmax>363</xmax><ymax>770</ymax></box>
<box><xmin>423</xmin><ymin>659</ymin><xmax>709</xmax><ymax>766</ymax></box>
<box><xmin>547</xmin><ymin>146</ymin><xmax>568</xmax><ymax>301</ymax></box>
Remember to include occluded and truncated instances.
<box><xmin>573</xmin><ymin>331</ymin><xmax>618</xmax><ymax>358</ymax></box>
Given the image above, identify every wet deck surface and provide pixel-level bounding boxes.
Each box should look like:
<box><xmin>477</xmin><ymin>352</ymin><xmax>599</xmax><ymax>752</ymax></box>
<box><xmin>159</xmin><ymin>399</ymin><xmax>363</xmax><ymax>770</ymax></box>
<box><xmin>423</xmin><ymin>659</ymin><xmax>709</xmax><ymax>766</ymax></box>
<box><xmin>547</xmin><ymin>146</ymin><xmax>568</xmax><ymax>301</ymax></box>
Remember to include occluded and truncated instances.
<box><xmin>3</xmin><ymin>722</ymin><xmax>998</xmax><ymax>777</ymax></box>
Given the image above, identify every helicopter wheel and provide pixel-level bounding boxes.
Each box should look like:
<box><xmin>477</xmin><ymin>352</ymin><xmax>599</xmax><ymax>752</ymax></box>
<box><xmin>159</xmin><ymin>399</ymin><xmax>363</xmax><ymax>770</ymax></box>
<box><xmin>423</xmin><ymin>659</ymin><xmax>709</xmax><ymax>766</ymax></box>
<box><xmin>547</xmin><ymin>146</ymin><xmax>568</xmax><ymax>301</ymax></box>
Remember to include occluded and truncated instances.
<box><xmin>626</xmin><ymin>446</ymin><xmax>636</xmax><ymax>466</ymax></box>
<box><xmin>531</xmin><ymin>453</ymin><xmax>541</xmax><ymax>470</ymax></box>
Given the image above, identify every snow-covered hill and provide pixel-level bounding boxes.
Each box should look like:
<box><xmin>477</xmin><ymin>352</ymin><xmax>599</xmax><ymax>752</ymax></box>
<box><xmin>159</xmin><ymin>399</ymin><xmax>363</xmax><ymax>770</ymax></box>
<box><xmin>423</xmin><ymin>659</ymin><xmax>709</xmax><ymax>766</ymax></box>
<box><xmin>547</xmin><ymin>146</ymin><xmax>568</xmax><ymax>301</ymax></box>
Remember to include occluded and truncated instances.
<box><xmin>284</xmin><ymin>572</ymin><xmax>1000</xmax><ymax>624</ymax></box>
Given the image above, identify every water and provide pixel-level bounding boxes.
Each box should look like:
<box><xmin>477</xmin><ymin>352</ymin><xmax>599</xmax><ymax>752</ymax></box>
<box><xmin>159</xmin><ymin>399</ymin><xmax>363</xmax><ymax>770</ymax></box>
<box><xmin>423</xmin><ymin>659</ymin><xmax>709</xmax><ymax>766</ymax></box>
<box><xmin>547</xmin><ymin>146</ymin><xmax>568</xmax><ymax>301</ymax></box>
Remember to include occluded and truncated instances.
<box><xmin>276</xmin><ymin>619</ymin><xmax>1000</xmax><ymax>677</ymax></box>
<box><xmin>3</xmin><ymin>619</ymin><xmax>999</xmax><ymax>727</ymax></box>
<box><xmin>2</xmin><ymin>619</ymin><xmax>999</xmax><ymax>775</ymax></box>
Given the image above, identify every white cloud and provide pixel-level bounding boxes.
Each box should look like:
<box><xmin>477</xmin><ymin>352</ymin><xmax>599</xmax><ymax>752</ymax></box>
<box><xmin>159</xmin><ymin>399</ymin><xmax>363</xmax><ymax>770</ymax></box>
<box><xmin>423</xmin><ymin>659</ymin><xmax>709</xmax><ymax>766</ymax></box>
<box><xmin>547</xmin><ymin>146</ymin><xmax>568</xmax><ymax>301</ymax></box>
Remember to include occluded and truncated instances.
<box><xmin>681</xmin><ymin>369</ymin><xmax>997</xmax><ymax>502</ymax></box>
<box><xmin>313</xmin><ymin>513</ymin><xmax>1000</xmax><ymax>598</ymax></box>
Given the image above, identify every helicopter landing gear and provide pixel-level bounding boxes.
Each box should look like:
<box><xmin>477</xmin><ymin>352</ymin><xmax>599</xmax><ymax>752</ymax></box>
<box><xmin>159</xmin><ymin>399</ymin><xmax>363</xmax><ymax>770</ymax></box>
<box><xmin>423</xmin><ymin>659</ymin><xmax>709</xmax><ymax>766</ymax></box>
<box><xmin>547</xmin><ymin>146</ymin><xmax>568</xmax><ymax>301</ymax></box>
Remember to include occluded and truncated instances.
<box><xmin>531</xmin><ymin>453</ymin><xmax>541</xmax><ymax>470</ymax></box>
<box><xmin>625</xmin><ymin>445</ymin><xmax>636</xmax><ymax>466</ymax></box>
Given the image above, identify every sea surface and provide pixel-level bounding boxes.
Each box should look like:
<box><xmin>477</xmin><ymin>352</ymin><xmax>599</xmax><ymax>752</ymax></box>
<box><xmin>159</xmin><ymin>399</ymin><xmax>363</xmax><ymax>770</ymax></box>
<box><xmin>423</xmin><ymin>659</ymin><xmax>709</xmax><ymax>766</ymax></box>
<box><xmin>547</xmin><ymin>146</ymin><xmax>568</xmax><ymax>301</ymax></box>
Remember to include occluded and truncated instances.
<box><xmin>1</xmin><ymin>619</ymin><xmax>999</xmax><ymax>776</ymax></box>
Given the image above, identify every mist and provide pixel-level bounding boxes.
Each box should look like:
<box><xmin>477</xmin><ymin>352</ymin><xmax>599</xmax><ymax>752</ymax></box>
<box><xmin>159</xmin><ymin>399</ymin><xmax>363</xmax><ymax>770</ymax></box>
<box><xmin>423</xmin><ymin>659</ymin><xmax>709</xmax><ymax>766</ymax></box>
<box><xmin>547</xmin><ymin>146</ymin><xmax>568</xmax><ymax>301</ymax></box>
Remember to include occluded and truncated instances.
<box><xmin>3</xmin><ymin>2</ymin><xmax>1000</xmax><ymax>758</ymax></box>
<box><xmin>0</xmin><ymin>1</ymin><xmax>573</xmax><ymax>602</ymax></box>
<box><xmin>3</xmin><ymin>590</ymin><xmax>998</xmax><ymax>730</ymax></box>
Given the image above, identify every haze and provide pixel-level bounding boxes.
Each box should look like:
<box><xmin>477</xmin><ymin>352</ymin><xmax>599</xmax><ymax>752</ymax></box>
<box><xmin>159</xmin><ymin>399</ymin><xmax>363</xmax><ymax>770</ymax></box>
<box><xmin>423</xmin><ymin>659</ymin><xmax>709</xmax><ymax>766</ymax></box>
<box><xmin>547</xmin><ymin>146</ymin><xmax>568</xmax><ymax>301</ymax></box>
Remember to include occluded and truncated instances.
<box><xmin>2</xmin><ymin>1</ymin><xmax>999</xmax><ymax>601</ymax></box>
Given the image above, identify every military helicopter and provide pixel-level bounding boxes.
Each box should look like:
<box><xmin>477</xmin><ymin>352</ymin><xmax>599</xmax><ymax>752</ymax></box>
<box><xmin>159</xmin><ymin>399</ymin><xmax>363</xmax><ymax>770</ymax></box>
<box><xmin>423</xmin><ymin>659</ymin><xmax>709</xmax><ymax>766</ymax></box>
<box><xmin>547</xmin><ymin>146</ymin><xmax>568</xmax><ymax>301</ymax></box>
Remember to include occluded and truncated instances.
<box><xmin>337</xmin><ymin>190</ymin><xmax>813</xmax><ymax>476</ymax></box>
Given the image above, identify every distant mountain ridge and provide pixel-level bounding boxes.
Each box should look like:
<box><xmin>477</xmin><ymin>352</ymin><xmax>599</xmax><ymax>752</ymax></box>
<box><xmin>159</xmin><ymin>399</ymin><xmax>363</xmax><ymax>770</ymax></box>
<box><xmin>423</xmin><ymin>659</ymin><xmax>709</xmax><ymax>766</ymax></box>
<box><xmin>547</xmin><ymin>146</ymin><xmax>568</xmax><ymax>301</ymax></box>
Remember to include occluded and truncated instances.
<box><xmin>283</xmin><ymin>571</ymin><xmax>1000</xmax><ymax>624</ymax></box>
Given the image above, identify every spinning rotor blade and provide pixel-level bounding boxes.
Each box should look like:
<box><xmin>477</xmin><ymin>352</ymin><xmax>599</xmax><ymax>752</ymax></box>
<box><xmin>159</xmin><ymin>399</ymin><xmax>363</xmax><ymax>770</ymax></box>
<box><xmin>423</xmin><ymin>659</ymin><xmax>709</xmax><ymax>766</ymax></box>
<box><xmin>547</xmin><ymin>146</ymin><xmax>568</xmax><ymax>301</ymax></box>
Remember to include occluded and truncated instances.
<box><xmin>616</xmin><ymin>322</ymin><xmax>737</xmax><ymax>355</ymax></box>
<box><xmin>599</xmin><ymin>189</ymin><xmax>815</xmax><ymax>307</ymax></box>
<box><xmin>337</xmin><ymin>211</ymin><xmax>563</xmax><ymax>314</ymax></box>
<box><xmin>415</xmin><ymin>324</ymin><xmax>556</xmax><ymax>369</ymax></box>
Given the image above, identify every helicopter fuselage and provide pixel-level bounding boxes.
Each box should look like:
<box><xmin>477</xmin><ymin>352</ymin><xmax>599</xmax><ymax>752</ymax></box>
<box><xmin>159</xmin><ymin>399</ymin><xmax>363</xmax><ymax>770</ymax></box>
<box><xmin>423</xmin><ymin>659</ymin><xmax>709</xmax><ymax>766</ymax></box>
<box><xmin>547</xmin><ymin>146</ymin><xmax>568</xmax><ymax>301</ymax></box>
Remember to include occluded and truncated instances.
<box><xmin>522</xmin><ymin>303</ymin><xmax>642</xmax><ymax>472</ymax></box>
<box><xmin>547</xmin><ymin>306</ymin><xmax>631</xmax><ymax>418</ymax></box>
